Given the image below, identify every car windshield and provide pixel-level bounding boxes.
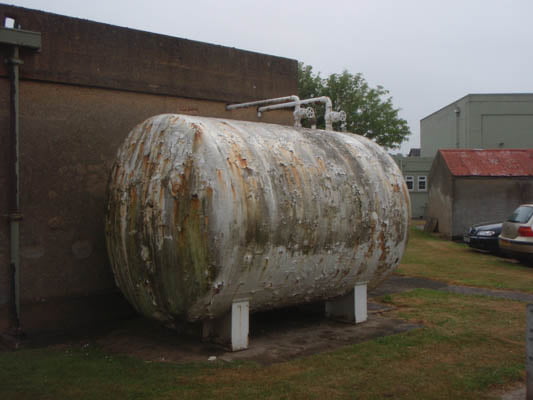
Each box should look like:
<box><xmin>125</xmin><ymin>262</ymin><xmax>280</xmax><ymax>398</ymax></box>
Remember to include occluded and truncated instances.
<box><xmin>507</xmin><ymin>206</ymin><xmax>533</xmax><ymax>223</ymax></box>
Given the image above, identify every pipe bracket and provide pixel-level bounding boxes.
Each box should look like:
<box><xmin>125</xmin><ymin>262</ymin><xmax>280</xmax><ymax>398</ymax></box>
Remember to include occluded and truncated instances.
<box><xmin>6</xmin><ymin>212</ymin><xmax>23</xmax><ymax>221</ymax></box>
<box><xmin>5</xmin><ymin>57</ymin><xmax>23</xmax><ymax>66</ymax></box>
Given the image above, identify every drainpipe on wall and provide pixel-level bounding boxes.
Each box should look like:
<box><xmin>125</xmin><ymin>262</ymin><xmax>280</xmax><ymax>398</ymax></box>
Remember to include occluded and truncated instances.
<box><xmin>454</xmin><ymin>106</ymin><xmax>461</xmax><ymax>148</ymax></box>
<box><xmin>7</xmin><ymin>44</ymin><xmax>23</xmax><ymax>336</ymax></box>
<box><xmin>0</xmin><ymin>23</ymin><xmax>41</xmax><ymax>339</ymax></box>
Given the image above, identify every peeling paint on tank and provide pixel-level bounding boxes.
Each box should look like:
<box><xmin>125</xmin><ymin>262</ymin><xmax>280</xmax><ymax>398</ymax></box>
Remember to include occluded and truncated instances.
<box><xmin>105</xmin><ymin>114</ymin><xmax>410</xmax><ymax>325</ymax></box>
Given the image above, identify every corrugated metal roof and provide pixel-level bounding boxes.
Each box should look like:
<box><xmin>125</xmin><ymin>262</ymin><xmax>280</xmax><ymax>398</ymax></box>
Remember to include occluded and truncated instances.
<box><xmin>439</xmin><ymin>149</ymin><xmax>533</xmax><ymax>177</ymax></box>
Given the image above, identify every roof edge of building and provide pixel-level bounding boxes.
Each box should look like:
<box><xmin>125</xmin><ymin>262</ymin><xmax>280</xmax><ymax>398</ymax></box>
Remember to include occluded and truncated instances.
<box><xmin>421</xmin><ymin>93</ymin><xmax>533</xmax><ymax>121</ymax></box>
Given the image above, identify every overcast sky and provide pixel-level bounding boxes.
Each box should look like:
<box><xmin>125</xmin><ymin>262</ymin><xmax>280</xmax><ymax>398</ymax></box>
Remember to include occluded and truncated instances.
<box><xmin>7</xmin><ymin>0</ymin><xmax>533</xmax><ymax>153</ymax></box>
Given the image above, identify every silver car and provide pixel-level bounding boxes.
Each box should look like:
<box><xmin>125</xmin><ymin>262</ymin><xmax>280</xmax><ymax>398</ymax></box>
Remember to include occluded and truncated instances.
<box><xmin>499</xmin><ymin>204</ymin><xmax>533</xmax><ymax>263</ymax></box>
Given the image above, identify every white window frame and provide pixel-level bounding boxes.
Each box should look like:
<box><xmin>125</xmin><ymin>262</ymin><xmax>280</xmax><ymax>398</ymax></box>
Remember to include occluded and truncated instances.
<box><xmin>405</xmin><ymin>176</ymin><xmax>414</xmax><ymax>191</ymax></box>
<box><xmin>418</xmin><ymin>176</ymin><xmax>427</xmax><ymax>192</ymax></box>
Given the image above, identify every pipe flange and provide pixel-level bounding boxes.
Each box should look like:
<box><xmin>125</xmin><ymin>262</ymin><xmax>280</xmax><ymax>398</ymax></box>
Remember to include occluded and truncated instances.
<box><xmin>5</xmin><ymin>57</ymin><xmax>23</xmax><ymax>66</ymax></box>
<box><xmin>330</xmin><ymin>111</ymin><xmax>347</xmax><ymax>123</ymax></box>
<box><xmin>294</xmin><ymin>107</ymin><xmax>315</xmax><ymax>120</ymax></box>
<box><xmin>303</xmin><ymin>107</ymin><xmax>315</xmax><ymax>119</ymax></box>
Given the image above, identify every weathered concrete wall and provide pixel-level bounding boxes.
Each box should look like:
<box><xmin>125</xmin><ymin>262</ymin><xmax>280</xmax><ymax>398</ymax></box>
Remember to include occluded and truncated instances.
<box><xmin>17</xmin><ymin>82</ymin><xmax>292</xmax><ymax>303</ymax></box>
<box><xmin>0</xmin><ymin>5</ymin><xmax>297</xmax><ymax>102</ymax></box>
<box><xmin>0</xmin><ymin>5</ymin><xmax>298</xmax><ymax>333</ymax></box>
<box><xmin>453</xmin><ymin>178</ymin><xmax>533</xmax><ymax>238</ymax></box>
<box><xmin>426</xmin><ymin>154</ymin><xmax>453</xmax><ymax>237</ymax></box>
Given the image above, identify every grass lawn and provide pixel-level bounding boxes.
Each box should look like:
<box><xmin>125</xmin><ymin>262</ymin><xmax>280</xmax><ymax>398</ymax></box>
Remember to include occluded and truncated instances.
<box><xmin>1</xmin><ymin>225</ymin><xmax>530</xmax><ymax>399</ymax></box>
<box><xmin>398</xmin><ymin>226</ymin><xmax>533</xmax><ymax>292</ymax></box>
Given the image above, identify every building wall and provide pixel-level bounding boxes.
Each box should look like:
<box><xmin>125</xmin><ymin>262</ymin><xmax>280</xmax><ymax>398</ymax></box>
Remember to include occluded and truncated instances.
<box><xmin>0</xmin><ymin>6</ymin><xmax>297</xmax><ymax>103</ymax></box>
<box><xmin>421</xmin><ymin>94</ymin><xmax>533</xmax><ymax>157</ymax></box>
<box><xmin>469</xmin><ymin>94</ymin><xmax>533</xmax><ymax>149</ymax></box>
<box><xmin>426</xmin><ymin>154</ymin><xmax>454</xmax><ymax>238</ymax></box>
<box><xmin>0</xmin><ymin>5</ymin><xmax>298</xmax><ymax>332</ymax></box>
<box><xmin>420</xmin><ymin>96</ymin><xmax>469</xmax><ymax>157</ymax></box>
<box><xmin>394</xmin><ymin>156</ymin><xmax>433</xmax><ymax>218</ymax></box>
<box><xmin>452</xmin><ymin>177</ymin><xmax>533</xmax><ymax>238</ymax></box>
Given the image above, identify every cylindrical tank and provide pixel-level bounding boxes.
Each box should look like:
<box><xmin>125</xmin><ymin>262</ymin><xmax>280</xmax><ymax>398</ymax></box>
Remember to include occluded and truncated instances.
<box><xmin>105</xmin><ymin>114</ymin><xmax>410</xmax><ymax>327</ymax></box>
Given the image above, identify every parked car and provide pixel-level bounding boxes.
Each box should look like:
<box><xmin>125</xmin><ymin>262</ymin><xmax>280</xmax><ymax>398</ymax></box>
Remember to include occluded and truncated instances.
<box><xmin>499</xmin><ymin>204</ymin><xmax>533</xmax><ymax>264</ymax></box>
<box><xmin>464</xmin><ymin>222</ymin><xmax>502</xmax><ymax>253</ymax></box>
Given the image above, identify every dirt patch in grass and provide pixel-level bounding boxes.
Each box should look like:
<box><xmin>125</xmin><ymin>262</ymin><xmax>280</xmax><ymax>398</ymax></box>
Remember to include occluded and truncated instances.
<box><xmin>93</xmin><ymin>303</ymin><xmax>419</xmax><ymax>365</ymax></box>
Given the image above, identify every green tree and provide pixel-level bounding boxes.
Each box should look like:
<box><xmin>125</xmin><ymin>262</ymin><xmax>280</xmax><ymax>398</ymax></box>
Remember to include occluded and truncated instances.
<box><xmin>298</xmin><ymin>62</ymin><xmax>410</xmax><ymax>149</ymax></box>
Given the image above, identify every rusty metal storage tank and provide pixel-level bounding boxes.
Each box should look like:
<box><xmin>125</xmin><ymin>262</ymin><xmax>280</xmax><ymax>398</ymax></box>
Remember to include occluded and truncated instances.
<box><xmin>105</xmin><ymin>114</ymin><xmax>410</xmax><ymax>327</ymax></box>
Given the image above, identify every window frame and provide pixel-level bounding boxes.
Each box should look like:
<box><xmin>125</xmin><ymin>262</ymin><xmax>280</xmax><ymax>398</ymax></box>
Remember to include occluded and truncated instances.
<box><xmin>405</xmin><ymin>176</ymin><xmax>414</xmax><ymax>191</ymax></box>
<box><xmin>417</xmin><ymin>176</ymin><xmax>427</xmax><ymax>192</ymax></box>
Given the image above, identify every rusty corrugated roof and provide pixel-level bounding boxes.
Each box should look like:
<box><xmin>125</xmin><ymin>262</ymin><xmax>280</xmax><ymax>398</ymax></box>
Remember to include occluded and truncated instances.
<box><xmin>439</xmin><ymin>149</ymin><xmax>533</xmax><ymax>177</ymax></box>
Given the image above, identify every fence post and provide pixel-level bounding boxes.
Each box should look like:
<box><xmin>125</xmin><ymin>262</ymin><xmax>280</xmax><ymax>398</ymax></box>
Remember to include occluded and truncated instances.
<box><xmin>527</xmin><ymin>304</ymin><xmax>533</xmax><ymax>400</ymax></box>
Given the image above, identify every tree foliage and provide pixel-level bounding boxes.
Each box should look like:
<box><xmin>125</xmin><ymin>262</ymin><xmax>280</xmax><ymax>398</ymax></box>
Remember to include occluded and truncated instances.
<box><xmin>298</xmin><ymin>63</ymin><xmax>410</xmax><ymax>149</ymax></box>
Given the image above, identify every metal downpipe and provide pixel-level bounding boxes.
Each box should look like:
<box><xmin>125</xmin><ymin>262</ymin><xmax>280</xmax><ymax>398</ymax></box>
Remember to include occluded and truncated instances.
<box><xmin>6</xmin><ymin>45</ymin><xmax>23</xmax><ymax>335</ymax></box>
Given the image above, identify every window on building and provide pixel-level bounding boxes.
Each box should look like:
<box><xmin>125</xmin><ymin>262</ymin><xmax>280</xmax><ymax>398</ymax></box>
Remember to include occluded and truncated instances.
<box><xmin>4</xmin><ymin>17</ymin><xmax>16</xmax><ymax>28</ymax></box>
<box><xmin>418</xmin><ymin>176</ymin><xmax>427</xmax><ymax>191</ymax></box>
<box><xmin>405</xmin><ymin>176</ymin><xmax>414</xmax><ymax>191</ymax></box>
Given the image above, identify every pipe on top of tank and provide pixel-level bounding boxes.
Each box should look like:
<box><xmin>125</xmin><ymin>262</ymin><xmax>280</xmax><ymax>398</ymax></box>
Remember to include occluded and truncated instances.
<box><xmin>227</xmin><ymin>95</ymin><xmax>309</xmax><ymax>128</ymax></box>
<box><xmin>258</xmin><ymin>96</ymin><xmax>344</xmax><ymax>131</ymax></box>
<box><xmin>226</xmin><ymin>96</ymin><xmax>345</xmax><ymax>130</ymax></box>
<box><xmin>226</xmin><ymin>95</ymin><xmax>301</xmax><ymax>111</ymax></box>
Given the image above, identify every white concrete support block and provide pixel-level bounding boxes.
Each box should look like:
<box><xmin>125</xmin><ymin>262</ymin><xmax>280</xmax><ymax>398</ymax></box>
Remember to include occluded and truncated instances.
<box><xmin>230</xmin><ymin>300</ymin><xmax>249</xmax><ymax>351</ymax></box>
<box><xmin>325</xmin><ymin>282</ymin><xmax>368</xmax><ymax>324</ymax></box>
<box><xmin>202</xmin><ymin>299</ymin><xmax>249</xmax><ymax>351</ymax></box>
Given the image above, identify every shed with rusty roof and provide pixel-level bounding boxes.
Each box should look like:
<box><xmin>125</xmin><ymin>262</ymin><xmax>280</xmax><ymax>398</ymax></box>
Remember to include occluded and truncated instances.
<box><xmin>426</xmin><ymin>149</ymin><xmax>533</xmax><ymax>239</ymax></box>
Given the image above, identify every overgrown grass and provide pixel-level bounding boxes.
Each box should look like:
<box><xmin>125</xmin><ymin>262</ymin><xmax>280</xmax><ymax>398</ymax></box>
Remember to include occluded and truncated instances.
<box><xmin>0</xmin><ymin>225</ymin><xmax>529</xmax><ymax>399</ymax></box>
<box><xmin>398</xmin><ymin>226</ymin><xmax>533</xmax><ymax>292</ymax></box>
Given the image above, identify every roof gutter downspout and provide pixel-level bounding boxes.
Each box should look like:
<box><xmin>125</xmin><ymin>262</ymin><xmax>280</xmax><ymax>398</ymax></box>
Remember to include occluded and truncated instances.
<box><xmin>454</xmin><ymin>106</ymin><xmax>461</xmax><ymax>148</ymax></box>
<box><xmin>6</xmin><ymin>44</ymin><xmax>23</xmax><ymax>337</ymax></box>
<box><xmin>1</xmin><ymin>25</ymin><xmax>41</xmax><ymax>341</ymax></box>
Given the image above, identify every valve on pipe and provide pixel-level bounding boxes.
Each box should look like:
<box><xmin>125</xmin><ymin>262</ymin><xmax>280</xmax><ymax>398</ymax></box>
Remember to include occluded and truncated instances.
<box><xmin>330</xmin><ymin>110</ymin><xmax>347</xmax><ymax>123</ymax></box>
<box><xmin>293</xmin><ymin>107</ymin><xmax>316</xmax><ymax>127</ymax></box>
